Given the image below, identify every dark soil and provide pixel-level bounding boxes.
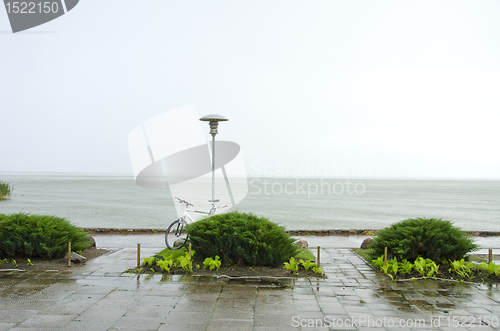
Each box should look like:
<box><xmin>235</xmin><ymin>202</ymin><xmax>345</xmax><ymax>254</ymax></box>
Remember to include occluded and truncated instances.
<box><xmin>0</xmin><ymin>247</ymin><xmax>113</xmax><ymax>272</ymax></box>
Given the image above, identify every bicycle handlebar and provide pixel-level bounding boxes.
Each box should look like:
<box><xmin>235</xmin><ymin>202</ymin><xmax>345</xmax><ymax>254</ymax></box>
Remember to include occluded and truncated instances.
<box><xmin>175</xmin><ymin>197</ymin><xmax>229</xmax><ymax>211</ymax></box>
<box><xmin>174</xmin><ymin>197</ymin><xmax>193</xmax><ymax>207</ymax></box>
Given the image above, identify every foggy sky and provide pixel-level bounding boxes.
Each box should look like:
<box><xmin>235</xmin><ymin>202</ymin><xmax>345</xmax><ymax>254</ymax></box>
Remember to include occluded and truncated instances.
<box><xmin>1</xmin><ymin>0</ymin><xmax>499</xmax><ymax>179</ymax></box>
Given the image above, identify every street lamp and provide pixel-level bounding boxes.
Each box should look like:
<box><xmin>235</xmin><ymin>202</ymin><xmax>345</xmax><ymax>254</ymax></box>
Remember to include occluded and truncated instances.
<box><xmin>200</xmin><ymin>114</ymin><xmax>228</xmax><ymax>203</ymax></box>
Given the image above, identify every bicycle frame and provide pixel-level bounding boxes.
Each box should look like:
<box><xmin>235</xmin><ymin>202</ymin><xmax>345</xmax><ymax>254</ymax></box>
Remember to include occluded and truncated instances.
<box><xmin>178</xmin><ymin>206</ymin><xmax>202</xmax><ymax>227</ymax></box>
<box><xmin>175</xmin><ymin>197</ymin><xmax>227</xmax><ymax>225</ymax></box>
<box><xmin>165</xmin><ymin>196</ymin><xmax>228</xmax><ymax>249</ymax></box>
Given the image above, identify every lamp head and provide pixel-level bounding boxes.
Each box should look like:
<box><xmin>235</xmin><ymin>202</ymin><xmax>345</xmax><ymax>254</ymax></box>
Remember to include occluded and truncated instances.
<box><xmin>199</xmin><ymin>114</ymin><xmax>228</xmax><ymax>137</ymax></box>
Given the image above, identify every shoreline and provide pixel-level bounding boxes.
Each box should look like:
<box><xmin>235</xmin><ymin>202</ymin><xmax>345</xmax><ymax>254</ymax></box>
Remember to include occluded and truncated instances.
<box><xmin>82</xmin><ymin>227</ymin><xmax>500</xmax><ymax>237</ymax></box>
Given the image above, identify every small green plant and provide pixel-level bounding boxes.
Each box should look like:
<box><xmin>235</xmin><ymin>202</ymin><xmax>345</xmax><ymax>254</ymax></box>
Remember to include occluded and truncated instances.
<box><xmin>372</xmin><ymin>255</ymin><xmax>440</xmax><ymax>280</ymax></box>
<box><xmin>312</xmin><ymin>266</ymin><xmax>324</xmax><ymax>275</ymax></box>
<box><xmin>175</xmin><ymin>253</ymin><xmax>193</xmax><ymax>273</ymax></box>
<box><xmin>390</xmin><ymin>258</ymin><xmax>399</xmax><ymax>277</ymax></box>
<box><xmin>449</xmin><ymin>258</ymin><xmax>466</xmax><ymax>273</ymax></box>
<box><xmin>479</xmin><ymin>262</ymin><xmax>500</xmax><ymax>276</ymax></box>
<box><xmin>414</xmin><ymin>257</ymin><xmax>427</xmax><ymax>277</ymax></box>
<box><xmin>462</xmin><ymin>264</ymin><xmax>475</xmax><ymax>281</ymax></box>
<box><xmin>379</xmin><ymin>258</ymin><xmax>398</xmax><ymax>280</ymax></box>
<box><xmin>380</xmin><ymin>263</ymin><xmax>392</xmax><ymax>279</ymax></box>
<box><xmin>12</xmin><ymin>259</ymin><xmax>17</xmax><ymax>268</ymax></box>
<box><xmin>426</xmin><ymin>260</ymin><xmax>440</xmax><ymax>278</ymax></box>
<box><xmin>27</xmin><ymin>259</ymin><xmax>33</xmax><ymax>266</ymax></box>
<box><xmin>449</xmin><ymin>258</ymin><xmax>475</xmax><ymax>281</ymax></box>
<box><xmin>283</xmin><ymin>257</ymin><xmax>299</xmax><ymax>272</ymax></box>
<box><xmin>0</xmin><ymin>181</ymin><xmax>13</xmax><ymax>200</ymax></box>
<box><xmin>400</xmin><ymin>259</ymin><xmax>414</xmax><ymax>274</ymax></box>
<box><xmin>203</xmin><ymin>256</ymin><xmax>222</xmax><ymax>271</ymax></box>
<box><xmin>301</xmin><ymin>259</ymin><xmax>317</xmax><ymax>271</ymax></box>
<box><xmin>371</xmin><ymin>255</ymin><xmax>385</xmax><ymax>269</ymax></box>
<box><xmin>156</xmin><ymin>258</ymin><xmax>174</xmax><ymax>273</ymax></box>
<box><xmin>143</xmin><ymin>256</ymin><xmax>157</xmax><ymax>266</ymax></box>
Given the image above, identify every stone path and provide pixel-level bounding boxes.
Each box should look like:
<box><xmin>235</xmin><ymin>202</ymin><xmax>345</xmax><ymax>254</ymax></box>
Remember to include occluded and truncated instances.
<box><xmin>1</xmin><ymin>235</ymin><xmax>500</xmax><ymax>330</ymax></box>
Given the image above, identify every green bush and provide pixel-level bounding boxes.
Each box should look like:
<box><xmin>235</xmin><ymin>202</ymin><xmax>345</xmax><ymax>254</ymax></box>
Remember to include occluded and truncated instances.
<box><xmin>369</xmin><ymin>218</ymin><xmax>477</xmax><ymax>263</ymax></box>
<box><xmin>0</xmin><ymin>181</ymin><xmax>13</xmax><ymax>199</ymax></box>
<box><xmin>0</xmin><ymin>213</ymin><xmax>91</xmax><ymax>259</ymax></box>
<box><xmin>186</xmin><ymin>211</ymin><xmax>298</xmax><ymax>267</ymax></box>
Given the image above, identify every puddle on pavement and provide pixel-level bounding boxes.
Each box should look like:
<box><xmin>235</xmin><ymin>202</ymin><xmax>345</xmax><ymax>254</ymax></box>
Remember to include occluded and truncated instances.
<box><xmin>0</xmin><ymin>277</ymin><xmax>59</xmax><ymax>297</ymax></box>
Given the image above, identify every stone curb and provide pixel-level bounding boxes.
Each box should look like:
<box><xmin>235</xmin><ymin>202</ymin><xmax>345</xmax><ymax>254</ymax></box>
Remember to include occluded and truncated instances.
<box><xmin>83</xmin><ymin>227</ymin><xmax>500</xmax><ymax>236</ymax></box>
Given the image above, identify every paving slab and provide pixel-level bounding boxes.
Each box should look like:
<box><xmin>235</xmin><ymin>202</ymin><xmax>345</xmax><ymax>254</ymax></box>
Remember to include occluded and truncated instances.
<box><xmin>1</xmin><ymin>235</ymin><xmax>500</xmax><ymax>330</ymax></box>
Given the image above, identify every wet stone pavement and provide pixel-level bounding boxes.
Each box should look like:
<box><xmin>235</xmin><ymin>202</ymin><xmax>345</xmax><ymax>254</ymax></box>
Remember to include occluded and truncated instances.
<box><xmin>0</xmin><ymin>236</ymin><xmax>500</xmax><ymax>330</ymax></box>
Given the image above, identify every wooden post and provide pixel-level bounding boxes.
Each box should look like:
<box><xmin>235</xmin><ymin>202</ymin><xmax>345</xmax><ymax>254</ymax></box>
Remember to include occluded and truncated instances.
<box><xmin>384</xmin><ymin>247</ymin><xmax>388</xmax><ymax>267</ymax></box>
<box><xmin>188</xmin><ymin>243</ymin><xmax>192</xmax><ymax>257</ymax></box>
<box><xmin>489</xmin><ymin>249</ymin><xmax>493</xmax><ymax>264</ymax></box>
<box><xmin>68</xmin><ymin>242</ymin><xmax>71</xmax><ymax>267</ymax></box>
<box><xmin>137</xmin><ymin>244</ymin><xmax>141</xmax><ymax>268</ymax></box>
<box><xmin>317</xmin><ymin>246</ymin><xmax>320</xmax><ymax>267</ymax></box>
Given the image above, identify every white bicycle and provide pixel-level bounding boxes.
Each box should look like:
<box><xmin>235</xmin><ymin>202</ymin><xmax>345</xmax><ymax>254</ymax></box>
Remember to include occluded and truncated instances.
<box><xmin>165</xmin><ymin>197</ymin><xmax>228</xmax><ymax>250</ymax></box>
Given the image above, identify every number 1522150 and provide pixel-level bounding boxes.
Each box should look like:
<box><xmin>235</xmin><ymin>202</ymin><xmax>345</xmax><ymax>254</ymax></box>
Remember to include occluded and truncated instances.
<box><xmin>5</xmin><ymin>2</ymin><xmax>60</xmax><ymax>14</ymax></box>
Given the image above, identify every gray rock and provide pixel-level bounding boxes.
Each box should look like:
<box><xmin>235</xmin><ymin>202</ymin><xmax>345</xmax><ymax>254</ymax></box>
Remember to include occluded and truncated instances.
<box><xmin>360</xmin><ymin>238</ymin><xmax>373</xmax><ymax>249</ymax></box>
<box><xmin>64</xmin><ymin>252</ymin><xmax>87</xmax><ymax>263</ymax></box>
<box><xmin>294</xmin><ymin>240</ymin><xmax>308</xmax><ymax>250</ymax></box>
<box><xmin>174</xmin><ymin>239</ymin><xmax>186</xmax><ymax>248</ymax></box>
<box><xmin>87</xmin><ymin>236</ymin><xmax>96</xmax><ymax>248</ymax></box>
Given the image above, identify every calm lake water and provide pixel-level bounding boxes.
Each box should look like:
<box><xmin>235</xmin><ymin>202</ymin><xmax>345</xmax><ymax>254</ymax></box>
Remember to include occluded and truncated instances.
<box><xmin>1</xmin><ymin>174</ymin><xmax>499</xmax><ymax>231</ymax></box>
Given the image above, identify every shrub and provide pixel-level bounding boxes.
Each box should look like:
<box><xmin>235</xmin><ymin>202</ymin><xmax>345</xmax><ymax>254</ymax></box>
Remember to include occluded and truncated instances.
<box><xmin>186</xmin><ymin>211</ymin><xmax>298</xmax><ymax>267</ymax></box>
<box><xmin>0</xmin><ymin>213</ymin><xmax>92</xmax><ymax>259</ymax></box>
<box><xmin>0</xmin><ymin>181</ymin><xmax>13</xmax><ymax>199</ymax></box>
<box><xmin>369</xmin><ymin>218</ymin><xmax>477</xmax><ymax>263</ymax></box>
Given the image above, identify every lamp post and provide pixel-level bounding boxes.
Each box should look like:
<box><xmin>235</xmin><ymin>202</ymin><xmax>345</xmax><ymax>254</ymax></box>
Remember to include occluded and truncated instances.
<box><xmin>200</xmin><ymin>114</ymin><xmax>228</xmax><ymax>203</ymax></box>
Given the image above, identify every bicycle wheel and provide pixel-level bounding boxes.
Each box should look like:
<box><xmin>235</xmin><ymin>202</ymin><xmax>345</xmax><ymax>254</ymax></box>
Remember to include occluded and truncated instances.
<box><xmin>165</xmin><ymin>218</ymin><xmax>188</xmax><ymax>250</ymax></box>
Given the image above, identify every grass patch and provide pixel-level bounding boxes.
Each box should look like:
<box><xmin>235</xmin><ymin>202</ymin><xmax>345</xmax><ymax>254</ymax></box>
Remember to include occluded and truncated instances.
<box><xmin>0</xmin><ymin>181</ymin><xmax>13</xmax><ymax>200</ymax></box>
<box><xmin>294</xmin><ymin>249</ymin><xmax>315</xmax><ymax>261</ymax></box>
<box><xmin>156</xmin><ymin>247</ymin><xmax>191</xmax><ymax>260</ymax></box>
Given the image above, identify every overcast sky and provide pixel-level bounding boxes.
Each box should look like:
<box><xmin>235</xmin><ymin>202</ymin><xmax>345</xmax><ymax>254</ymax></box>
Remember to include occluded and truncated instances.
<box><xmin>1</xmin><ymin>0</ymin><xmax>499</xmax><ymax>179</ymax></box>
